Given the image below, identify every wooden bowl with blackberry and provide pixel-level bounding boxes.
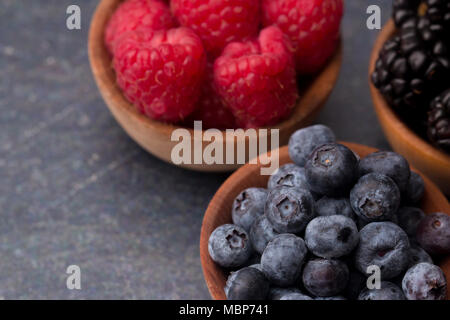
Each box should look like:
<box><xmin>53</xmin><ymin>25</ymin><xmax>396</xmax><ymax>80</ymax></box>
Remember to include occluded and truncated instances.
<box><xmin>88</xmin><ymin>0</ymin><xmax>343</xmax><ymax>172</ymax></box>
<box><xmin>200</xmin><ymin>124</ymin><xmax>450</xmax><ymax>300</ymax></box>
<box><xmin>369</xmin><ymin>1</ymin><xmax>450</xmax><ymax>195</ymax></box>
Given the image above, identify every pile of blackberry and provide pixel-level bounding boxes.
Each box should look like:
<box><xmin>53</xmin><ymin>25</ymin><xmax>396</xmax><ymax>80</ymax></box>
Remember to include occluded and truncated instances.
<box><xmin>371</xmin><ymin>0</ymin><xmax>450</xmax><ymax>151</ymax></box>
<box><xmin>428</xmin><ymin>89</ymin><xmax>450</xmax><ymax>152</ymax></box>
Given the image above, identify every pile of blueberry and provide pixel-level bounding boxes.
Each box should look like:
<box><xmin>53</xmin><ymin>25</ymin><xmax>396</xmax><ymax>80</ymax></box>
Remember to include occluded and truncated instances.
<box><xmin>208</xmin><ymin>125</ymin><xmax>450</xmax><ymax>300</ymax></box>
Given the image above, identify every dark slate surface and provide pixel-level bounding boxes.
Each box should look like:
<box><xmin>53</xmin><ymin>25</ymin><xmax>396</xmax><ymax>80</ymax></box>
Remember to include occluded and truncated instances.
<box><xmin>0</xmin><ymin>0</ymin><xmax>392</xmax><ymax>299</ymax></box>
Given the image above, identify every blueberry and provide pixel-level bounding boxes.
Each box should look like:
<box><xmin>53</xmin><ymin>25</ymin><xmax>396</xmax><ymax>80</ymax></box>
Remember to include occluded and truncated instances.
<box><xmin>358</xmin><ymin>281</ymin><xmax>405</xmax><ymax>300</ymax></box>
<box><xmin>315</xmin><ymin>296</ymin><xmax>347</xmax><ymax>300</ymax></box>
<box><xmin>279</xmin><ymin>292</ymin><xmax>313</xmax><ymax>300</ymax></box>
<box><xmin>305</xmin><ymin>143</ymin><xmax>359</xmax><ymax>197</ymax></box>
<box><xmin>232</xmin><ymin>188</ymin><xmax>268</xmax><ymax>231</ymax></box>
<box><xmin>344</xmin><ymin>271</ymin><xmax>367</xmax><ymax>300</ymax></box>
<box><xmin>355</xmin><ymin>222</ymin><xmax>410</xmax><ymax>279</ymax></box>
<box><xmin>358</xmin><ymin>151</ymin><xmax>411</xmax><ymax>193</ymax></box>
<box><xmin>288</xmin><ymin>124</ymin><xmax>336</xmax><ymax>167</ymax></box>
<box><xmin>315</xmin><ymin>196</ymin><xmax>356</xmax><ymax>220</ymax></box>
<box><xmin>225</xmin><ymin>267</ymin><xmax>270</xmax><ymax>300</ymax></box>
<box><xmin>302</xmin><ymin>258</ymin><xmax>349</xmax><ymax>297</ymax></box>
<box><xmin>416</xmin><ymin>212</ymin><xmax>450</xmax><ymax>255</ymax></box>
<box><xmin>402</xmin><ymin>263</ymin><xmax>447</xmax><ymax>300</ymax></box>
<box><xmin>265</xmin><ymin>186</ymin><xmax>315</xmax><ymax>234</ymax></box>
<box><xmin>267</xmin><ymin>164</ymin><xmax>309</xmax><ymax>190</ymax></box>
<box><xmin>305</xmin><ymin>215</ymin><xmax>359</xmax><ymax>259</ymax></box>
<box><xmin>404</xmin><ymin>172</ymin><xmax>424</xmax><ymax>204</ymax></box>
<box><xmin>250</xmin><ymin>215</ymin><xmax>279</xmax><ymax>254</ymax></box>
<box><xmin>268</xmin><ymin>287</ymin><xmax>302</xmax><ymax>300</ymax></box>
<box><xmin>397</xmin><ymin>207</ymin><xmax>425</xmax><ymax>237</ymax></box>
<box><xmin>208</xmin><ymin>224</ymin><xmax>253</xmax><ymax>268</ymax></box>
<box><xmin>408</xmin><ymin>244</ymin><xmax>433</xmax><ymax>268</ymax></box>
<box><xmin>261</xmin><ymin>234</ymin><xmax>308</xmax><ymax>287</ymax></box>
<box><xmin>248</xmin><ymin>264</ymin><xmax>263</xmax><ymax>272</ymax></box>
<box><xmin>350</xmin><ymin>173</ymin><xmax>401</xmax><ymax>222</ymax></box>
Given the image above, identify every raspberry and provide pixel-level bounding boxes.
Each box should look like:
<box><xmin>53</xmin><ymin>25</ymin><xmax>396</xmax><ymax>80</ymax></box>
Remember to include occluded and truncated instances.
<box><xmin>214</xmin><ymin>26</ymin><xmax>298</xmax><ymax>128</ymax></box>
<box><xmin>112</xmin><ymin>27</ymin><xmax>206</xmax><ymax>123</ymax></box>
<box><xmin>105</xmin><ymin>0</ymin><xmax>175</xmax><ymax>52</ymax></box>
<box><xmin>186</xmin><ymin>62</ymin><xmax>236</xmax><ymax>129</ymax></box>
<box><xmin>171</xmin><ymin>0</ymin><xmax>261</xmax><ymax>56</ymax></box>
<box><xmin>262</xmin><ymin>0</ymin><xmax>343</xmax><ymax>74</ymax></box>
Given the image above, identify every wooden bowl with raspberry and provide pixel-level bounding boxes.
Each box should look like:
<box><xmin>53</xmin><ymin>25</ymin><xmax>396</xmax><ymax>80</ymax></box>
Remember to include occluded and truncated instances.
<box><xmin>369</xmin><ymin>20</ymin><xmax>450</xmax><ymax>195</ymax></box>
<box><xmin>89</xmin><ymin>0</ymin><xmax>342</xmax><ymax>172</ymax></box>
<box><xmin>200</xmin><ymin>143</ymin><xmax>450</xmax><ymax>300</ymax></box>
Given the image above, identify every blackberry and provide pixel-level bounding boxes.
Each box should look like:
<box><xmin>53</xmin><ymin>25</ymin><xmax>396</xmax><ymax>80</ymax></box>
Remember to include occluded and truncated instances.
<box><xmin>393</xmin><ymin>0</ymin><xmax>450</xmax><ymax>42</ymax></box>
<box><xmin>372</xmin><ymin>1</ymin><xmax>450</xmax><ymax>129</ymax></box>
<box><xmin>427</xmin><ymin>89</ymin><xmax>450</xmax><ymax>152</ymax></box>
<box><xmin>372</xmin><ymin>33</ymin><xmax>449</xmax><ymax>123</ymax></box>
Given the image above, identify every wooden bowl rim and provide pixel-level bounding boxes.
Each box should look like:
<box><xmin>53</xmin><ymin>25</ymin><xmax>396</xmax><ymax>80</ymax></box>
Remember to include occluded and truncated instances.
<box><xmin>88</xmin><ymin>0</ymin><xmax>343</xmax><ymax>143</ymax></box>
<box><xmin>200</xmin><ymin>143</ymin><xmax>450</xmax><ymax>300</ymax></box>
<box><xmin>369</xmin><ymin>19</ymin><xmax>450</xmax><ymax>166</ymax></box>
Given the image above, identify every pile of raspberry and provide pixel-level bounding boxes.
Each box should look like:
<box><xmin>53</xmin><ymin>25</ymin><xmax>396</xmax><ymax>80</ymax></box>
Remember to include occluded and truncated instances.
<box><xmin>105</xmin><ymin>0</ymin><xmax>343</xmax><ymax>129</ymax></box>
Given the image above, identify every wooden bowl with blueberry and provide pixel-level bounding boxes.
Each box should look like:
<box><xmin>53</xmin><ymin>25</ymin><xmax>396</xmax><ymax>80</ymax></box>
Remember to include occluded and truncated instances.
<box><xmin>369</xmin><ymin>3</ymin><xmax>450</xmax><ymax>195</ymax></box>
<box><xmin>200</xmin><ymin>124</ymin><xmax>450</xmax><ymax>300</ymax></box>
<box><xmin>88</xmin><ymin>0</ymin><xmax>342</xmax><ymax>172</ymax></box>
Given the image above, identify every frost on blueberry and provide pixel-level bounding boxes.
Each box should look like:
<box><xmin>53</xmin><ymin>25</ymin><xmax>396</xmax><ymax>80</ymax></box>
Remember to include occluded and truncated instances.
<box><xmin>267</xmin><ymin>164</ymin><xmax>309</xmax><ymax>190</ymax></box>
<box><xmin>402</xmin><ymin>263</ymin><xmax>447</xmax><ymax>300</ymax></box>
<box><xmin>305</xmin><ymin>215</ymin><xmax>359</xmax><ymax>259</ymax></box>
<box><xmin>288</xmin><ymin>125</ymin><xmax>336</xmax><ymax>167</ymax></box>
<box><xmin>268</xmin><ymin>287</ymin><xmax>302</xmax><ymax>300</ymax></box>
<box><xmin>265</xmin><ymin>186</ymin><xmax>315</xmax><ymax>234</ymax></box>
<box><xmin>302</xmin><ymin>258</ymin><xmax>349</xmax><ymax>297</ymax></box>
<box><xmin>279</xmin><ymin>292</ymin><xmax>313</xmax><ymax>300</ymax></box>
<box><xmin>358</xmin><ymin>281</ymin><xmax>405</xmax><ymax>300</ymax></box>
<box><xmin>350</xmin><ymin>173</ymin><xmax>401</xmax><ymax>222</ymax></box>
<box><xmin>208</xmin><ymin>224</ymin><xmax>253</xmax><ymax>268</ymax></box>
<box><xmin>355</xmin><ymin>222</ymin><xmax>410</xmax><ymax>279</ymax></box>
<box><xmin>315</xmin><ymin>296</ymin><xmax>347</xmax><ymax>300</ymax></box>
<box><xmin>358</xmin><ymin>151</ymin><xmax>411</xmax><ymax>193</ymax></box>
<box><xmin>305</xmin><ymin>143</ymin><xmax>359</xmax><ymax>197</ymax></box>
<box><xmin>232</xmin><ymin>188</ymin><xmax>268</xmax><ymax>232</ymax></box>
<box><xmin>224</xmin><ymin>267</ymin><xmax>270</xmax><ymax>300</ymax></box>
<box><xmin>250</xmin><ymin>215</ymin><xmax>279</xmax><ymax>254</ymax></box>
<box><xmin>261</xmin><ymin>234</ymin><xmax>307</xmax><ymax>287</ymax></box>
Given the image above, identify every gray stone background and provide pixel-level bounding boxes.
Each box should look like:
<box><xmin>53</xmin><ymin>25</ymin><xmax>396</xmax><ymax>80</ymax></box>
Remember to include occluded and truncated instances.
<box><xmin>0</xmin><ymin>0</ymin><xmax>392</xmax><ymax>299</ymax></box>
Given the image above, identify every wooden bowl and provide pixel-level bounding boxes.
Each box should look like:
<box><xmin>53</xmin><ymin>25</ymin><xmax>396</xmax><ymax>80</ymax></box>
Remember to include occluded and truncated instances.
<box><xmin>88</xmin><ymin>0</ymin><xmax>342</xmax><ymax>172</ymax></box>
<box><xmin>200</xmin><ymin>143</ymin><xmax>450</xmax><ymax>300</ymax></box>
<box><xmin>369</xmin><ymin>20</ymin><xmax>450</xmax><ymax>195</ymax></box>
